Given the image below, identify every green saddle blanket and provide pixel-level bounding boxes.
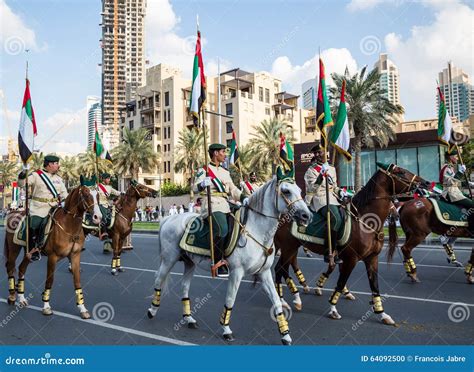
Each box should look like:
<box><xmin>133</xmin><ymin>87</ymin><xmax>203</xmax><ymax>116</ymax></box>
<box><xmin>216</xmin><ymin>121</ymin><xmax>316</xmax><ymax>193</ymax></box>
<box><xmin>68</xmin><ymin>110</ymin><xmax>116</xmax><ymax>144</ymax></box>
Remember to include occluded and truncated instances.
<box><xmin>428</xmin><ymin>198</ymin><xmax>468</xmax><ymax>227</ymax></box>
<box><xmin>290</xmin><ymin>206</ymin><xmax>351</xmax><ymax>246</ymax></box>
<box><xmin>11</xmin><ymin>211</ymin><xmax>56</xmax><ymax>247</ymax></box>
<box><xmin>179</xmin><ymin>209</ymin><xmax>242</xmax><ymax>257</ymax></box>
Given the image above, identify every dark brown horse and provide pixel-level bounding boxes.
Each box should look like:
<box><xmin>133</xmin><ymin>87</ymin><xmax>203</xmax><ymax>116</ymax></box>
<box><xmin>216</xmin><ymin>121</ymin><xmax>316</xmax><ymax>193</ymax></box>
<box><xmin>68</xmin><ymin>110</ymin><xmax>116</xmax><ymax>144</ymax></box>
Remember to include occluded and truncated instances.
<box><xmin>388</xmin><ymin>197</ymin><xmax>474</xmax><ymax>284</ymax></box>
<box><xmin>274</xmin><ymin>165</ymin><xmax>429</xmax><ymax>323</ymax></box>
<box><xmin>4</xmin><ymin>184</ymin><xmax>101</xmax><ymax>318</ymax></box>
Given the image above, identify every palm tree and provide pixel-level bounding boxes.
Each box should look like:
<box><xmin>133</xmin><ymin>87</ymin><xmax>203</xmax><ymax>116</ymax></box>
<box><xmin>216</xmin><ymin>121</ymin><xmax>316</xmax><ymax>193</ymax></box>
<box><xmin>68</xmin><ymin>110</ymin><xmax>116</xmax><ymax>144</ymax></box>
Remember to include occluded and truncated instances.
<box><xmin>112</xmin><ymin>127</ymin><xmax>160</xmax><ymax>180</ymax></box>
<box><xmin>228</xmin><ymin>144</ymin><xmax>266</xmax><ymax>185</ymax></box>
<box><xmin>77</xmin><ymin>151</ymin><xmax>114</xmax><ymax>178</ymax></box>
<box><xmin>0</xmin><ymin>160</ymin><xmax>19</xmax><ymax>208</ymax></box>
<box><xmin>248</xmin><ymin>117</ymin><xmax>294</xmax><ymax>176</ymax></box>
<box><xmin>59</xmin><ymin>156</ymin><xmax>79</xmax><ymax>189</ymax></box>
<box><xmin>29</xmin><ymin>152</ymin><xmax>44</xmax><ymax>170</ymax></box>
<box><xmin>174</xmin><ymin>127</ymin><xmax>205</xmax><ymax>199</ymax></box>
<box><xmin>329</xmin><ymin>67</ymin><xmax>404</xmax><ymax>190</ymax></box>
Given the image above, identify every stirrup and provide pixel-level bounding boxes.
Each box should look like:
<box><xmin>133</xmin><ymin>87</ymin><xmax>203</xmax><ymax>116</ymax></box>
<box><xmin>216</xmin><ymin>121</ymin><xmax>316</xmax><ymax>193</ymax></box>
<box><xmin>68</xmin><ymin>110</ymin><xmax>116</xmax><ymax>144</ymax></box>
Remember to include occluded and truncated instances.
<box><xmin>211</xmin><ymin>260</ymin><xmax>229</xmax><ymax>278</ymax></box>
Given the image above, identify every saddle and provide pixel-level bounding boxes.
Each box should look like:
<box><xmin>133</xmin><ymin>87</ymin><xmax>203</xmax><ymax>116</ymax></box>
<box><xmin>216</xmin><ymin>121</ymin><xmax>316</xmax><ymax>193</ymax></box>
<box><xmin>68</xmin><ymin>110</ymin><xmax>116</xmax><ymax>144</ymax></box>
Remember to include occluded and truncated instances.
<box><xmin>179</xmin><ymin>209</ymin><xmax>242</xmax><ymax>257</ymax></box>
<box><xmin>428</xmin><ymin>198</ymin><xmax>468</xmax><ymax>227</ymax></box>
<box><xmin>290</xmin><ymin>206</ymin><xmax>351</xmax><ymax>246</ymax></box>
<box><xmin>11</xmin><ymin>210</ymin><xmax>56</xmax><ymax>248</ymax></box>
<box><xmin>82</xmin><ymin>205</ymin><xmax>116</xmax><ymax>231</ymax></box>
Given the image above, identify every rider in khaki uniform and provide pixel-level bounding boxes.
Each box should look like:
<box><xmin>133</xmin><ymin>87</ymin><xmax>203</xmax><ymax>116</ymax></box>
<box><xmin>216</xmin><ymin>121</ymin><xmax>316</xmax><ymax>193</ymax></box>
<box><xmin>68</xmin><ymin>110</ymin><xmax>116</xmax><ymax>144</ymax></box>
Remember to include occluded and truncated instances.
<box><xmin>440</xmin><ymin>148</ymin><xmax>474</xmax><ymax>234</ymax></box>
<box><xmin>18</xmin><ymin>154</ymin><xmax>68</xmax><ymax>261</ymax></box>
<box><xmin>240</xmin><ymin>171</ymin><xmax>263</xmax><ymax>195</ymax></box>
<box><xmin>304</xmin><ymin>144</ymin><xmax>343</xmax><ymax>264</ymax></box>
<box><xmin>194</xmin><ymin>143</ymin><xmax>248</xmax><ymax>277</ymax></box>
<box><xmin>97</xmin><ymin>172</ymin><xmax>121</xmax><ymax>237</ymax></box>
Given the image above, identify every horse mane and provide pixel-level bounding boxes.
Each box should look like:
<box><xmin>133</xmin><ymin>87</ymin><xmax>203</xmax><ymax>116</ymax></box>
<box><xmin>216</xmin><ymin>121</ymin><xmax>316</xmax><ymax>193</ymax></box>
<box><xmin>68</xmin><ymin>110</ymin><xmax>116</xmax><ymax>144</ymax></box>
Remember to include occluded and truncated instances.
<box><xmin>247</xmin><ymin>177</ymin><xmax>277</xmax><ymax>213</ymax></box>
<box><xmin>351</xmin><ymin>170</ymin><xmax>385</xmax><ymax>210</ymax></box>
<box><xmin>63</xmin><ymin>185</ymin><xmax>80</xmax><ymax>210</ymax></box>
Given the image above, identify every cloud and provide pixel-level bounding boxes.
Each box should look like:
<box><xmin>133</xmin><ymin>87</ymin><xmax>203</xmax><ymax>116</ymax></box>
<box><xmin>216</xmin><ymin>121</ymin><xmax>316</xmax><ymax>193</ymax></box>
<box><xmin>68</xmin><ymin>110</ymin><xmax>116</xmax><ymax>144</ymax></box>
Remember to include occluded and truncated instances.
<box><xmin>205</xmin><ymin>57</ymin><xmax>232</xmax><ymax>78</ymax></box>
<box><xmin>0</xmin><ymin>0</ymin><xmax>45</xmax><ymax>55</ymax></box>
<box><xmin>347</xmin><ymin>0</ymin><xmax>387</xmax><ymax>12</ymax></box>
<box><xmin>384</xmin><ymin>1</ymin><xmax>474</xmax><ymax>119</ymax></box>
<box><xmin>270</xmin><ymin>48</ymin><xmax>358</xmax><ymax>96</ymax></box>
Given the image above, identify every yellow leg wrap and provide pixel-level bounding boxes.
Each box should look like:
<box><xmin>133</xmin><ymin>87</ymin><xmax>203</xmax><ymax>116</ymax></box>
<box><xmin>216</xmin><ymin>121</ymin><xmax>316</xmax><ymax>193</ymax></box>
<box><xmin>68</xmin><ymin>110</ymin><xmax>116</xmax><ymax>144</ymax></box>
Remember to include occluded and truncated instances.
<box><xmin>111</xmin><ymin>259</ymin><xmax>117</xmax><ymax>269</ymax></box>
<box><xmin>444</xmin><ymin>244</ymin><xmax>456</xmax><ymax>261</ymax></box>
<box><xmin>286</xmin><ymin>278</ymin><xmax>298</xmax><ymax>294</ymax></box>
<box><xmin>465</xmin><ymin>263</ymin><xmax>473</xmax><ymax>276</ymax></box>
<box><xmin>275</xmin><ymin>283</ymin><xmax>283</xmax><ymax>298</ymax></box>
<box><xmin>219</xmin><ymin>306</ymin><xmax>232</xmax><ymax>326</ymax></box>
<box><xmin>295</xmin><ymin>269</ymin><xmax>306</xmax><ymax>285</ymax></box>
<box><xmin>317</xmin><ymin>273</ymin><xmax>328</xmax><ymax>288</ymax></box>
<box><xmin>17</xmin><ymin>279</ymin><xmax>25</xmax><ymax>294</ymax></box>
<box><xmin>182</xmin><ymin>298</ymin><xmax>191</xmax><ymax>317</ymax></box>
<box><xmin>75</xmin><ymin>288</ymin><xmax>85</xmax><ymax>305</ymax></box>
<box><xmin>408</xmin><ymin>257</ymin><xmax>416</xmax><ymax>270</ymax></box>
<box><xmin>8</xmin><ymin>277</ymin><xmax>15</xmax><ymax>292</ymax></box>
<box><xmin>403</xmin><ymin>261</ymin><xmax>411</xmax><ymax>273</ymax></box>
<box><xmin>276</xmin><ymin>312</ymin><xmax>289</xmax><ymax>335</ymax></box>
<box><xmin>372</xmin><ymin>295</ymin><xmax>384</xmax><ymax>314</ymax></box>
<box><xmin>342</xmin><ymin>286</ymin><xmax>349</xmax><ymax>295</ymax></box>
<box><xmin>116</xmin><ymin>257</ymin><xmax>121</xmax><ymax>267</ymax></box>
<box><xmin>329</xmin><ymin>290</ymin><xmax>341</xmax><ymax>305</ymax></box>
<box><xmin>42</xmin><ymin>289</ymin><xmax>51</xmax><ymax>302</ymax></box>
<box><xmin>152</xmin><ymin>289</ymin><xmax>161</xmax><ymax>307</ymax></box>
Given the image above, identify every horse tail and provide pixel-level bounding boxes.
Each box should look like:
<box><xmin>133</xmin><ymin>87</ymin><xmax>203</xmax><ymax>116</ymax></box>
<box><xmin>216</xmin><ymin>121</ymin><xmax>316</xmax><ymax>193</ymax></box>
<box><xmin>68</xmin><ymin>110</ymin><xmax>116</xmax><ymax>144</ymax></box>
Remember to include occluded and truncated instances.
<box><xmin>387</xmin><ymin>206</ymin><xmax>399</xmax><ymax>262</ymax></box>
<box><xmin>252</xmin><ymin>274</ymin><xmax>259</xmax><ymax>288</ymax></box>
<box><xmin>3</xmin><ymin>232</ymin><xmax>9</xmax><ymax>263</ymax></box>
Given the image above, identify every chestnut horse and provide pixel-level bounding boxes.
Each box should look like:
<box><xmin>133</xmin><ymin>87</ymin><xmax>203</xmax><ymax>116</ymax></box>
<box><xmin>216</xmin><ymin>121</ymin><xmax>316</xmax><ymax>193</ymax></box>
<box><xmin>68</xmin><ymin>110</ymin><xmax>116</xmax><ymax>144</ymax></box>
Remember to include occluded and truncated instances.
<box><xmin>388</xmin><ymin>197</ymin><xmax>474</xmax><ymax>284</ymax></box>
<box><xmin>274</xmin><ymin>164</ymin><xmax>429</xmax><ymax>323</ymax></box>
<box><xmin>4</xmin><ymin>184</ymin><xmax>101</xmax><ymax>318</ymax></box>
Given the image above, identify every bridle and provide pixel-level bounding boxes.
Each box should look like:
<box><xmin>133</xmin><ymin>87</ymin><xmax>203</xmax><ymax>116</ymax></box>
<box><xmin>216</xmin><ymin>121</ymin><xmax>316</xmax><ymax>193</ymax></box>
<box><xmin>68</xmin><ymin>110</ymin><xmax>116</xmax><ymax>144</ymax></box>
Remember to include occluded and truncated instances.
<box><xmin>373</xmin><ymin>168</ymin><xmax>419</xmax><ymax>200</ymax></box>
<box><xmin>63</xmin><ymin>186</ymin><xmax>95</xmax><ymax>219</ymax></box>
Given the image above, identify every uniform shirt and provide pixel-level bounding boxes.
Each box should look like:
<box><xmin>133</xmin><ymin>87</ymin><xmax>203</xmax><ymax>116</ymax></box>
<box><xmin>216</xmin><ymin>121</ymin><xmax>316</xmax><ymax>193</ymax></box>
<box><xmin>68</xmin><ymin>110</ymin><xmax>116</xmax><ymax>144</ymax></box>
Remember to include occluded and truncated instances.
<box><xmin>98</xmin><ymin>183</ymin><xmax>121</xmax><ymax>207</ymax></box>
<box><xmin>241</xmin><ymin>180</ymin><xmax>263</xmax><ymax>195</ymax></box>
<box><xmin>440</xmin><ymin>162</ymin><xmax>466</xmax><ymax>202</ymax></box>
<box><xmin>18</xmin><ymin>170</ymin><xmax>68</xmax><ymax>218</ymax></box>
<box><xmin>304</xmin><ymin>162</ymin><xmax>339</xmax><ymax>212</ymax></box>
<box><xmin>193</xmin><ymin>161</ymin><xmax>243</xmax><ymax>218</ymax></box>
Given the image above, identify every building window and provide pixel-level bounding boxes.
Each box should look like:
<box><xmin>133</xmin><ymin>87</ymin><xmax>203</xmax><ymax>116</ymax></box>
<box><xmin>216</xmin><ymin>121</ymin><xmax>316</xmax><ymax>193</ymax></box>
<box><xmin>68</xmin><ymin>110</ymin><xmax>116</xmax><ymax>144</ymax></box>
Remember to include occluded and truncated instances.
<box><xmin>259</xmin><ymin>87</ymin><xmax>263</xmax><ymax>102</ymax></box>
<box><xmin>167</xmin><ymin>127</ymin><xmax>171</xmax><ymax>138</ymax></box>
<box><xmin>167</xmin><ymin>110</ymin><xmax>171</xmax><ymax>121</ymax></box>
<box><xmin>226</xmin><ymin>103</ymin><xmax>232</xmax><ymax>116</ymax></box>
<box><xmin>129</xmin><ymin>120</ymin><xmax>134</xmax><ymax>130</ymax></box>
<box><xmin>265</xmin><ymin>107</ymin><xmax>270</xmax><ymax>116</ymax></box>
<box><xmin>265</xmin><ymin>88</ymin><xmax>270</xmax><ymax>103</ymax></box>
<box><xmin>165</xmin><ymin>91</ymin><xmax>170</xmax><ymax>106</ymax></box>
<box><xmin>226</xmin><ymin>139</ymin><xmax>232</xmax><ymax>148</ymax></box>
<box><xmin>226</xmin><ymin>121</ymin><xmax>233</xmax><ymax>133</ymax></box>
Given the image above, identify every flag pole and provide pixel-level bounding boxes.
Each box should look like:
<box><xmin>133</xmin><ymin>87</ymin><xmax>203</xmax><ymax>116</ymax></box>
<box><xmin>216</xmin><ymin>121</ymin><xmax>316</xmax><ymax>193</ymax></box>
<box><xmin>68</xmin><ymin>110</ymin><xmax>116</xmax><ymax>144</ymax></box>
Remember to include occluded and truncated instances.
<box><xmin>24</xmin><ymin>62</ymin><xmax>30</xmax><ymax>258</ymax></box>
<box><xmin>455</xmin><ymin>144</ymin><xmax>473</xmax><ymax>199</ymax></box>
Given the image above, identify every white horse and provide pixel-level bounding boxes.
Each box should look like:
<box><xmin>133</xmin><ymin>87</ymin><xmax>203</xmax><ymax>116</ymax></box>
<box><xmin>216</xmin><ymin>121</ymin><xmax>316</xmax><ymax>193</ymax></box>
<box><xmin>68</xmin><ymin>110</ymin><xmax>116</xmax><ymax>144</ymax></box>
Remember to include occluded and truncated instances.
<box><xmin>146</xmin><ymin>176</ymin><xmax>311</xmax><ymax>345</ymax></box>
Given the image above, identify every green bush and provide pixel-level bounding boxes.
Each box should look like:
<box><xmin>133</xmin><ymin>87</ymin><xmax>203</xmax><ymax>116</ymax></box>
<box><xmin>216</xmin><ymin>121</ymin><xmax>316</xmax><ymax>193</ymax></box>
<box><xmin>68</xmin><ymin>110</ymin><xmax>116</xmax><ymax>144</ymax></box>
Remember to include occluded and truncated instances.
<box><xmin>160</xmin><ymin>182</ymin><xmax>190</xmax><ymax>196</ymax></box>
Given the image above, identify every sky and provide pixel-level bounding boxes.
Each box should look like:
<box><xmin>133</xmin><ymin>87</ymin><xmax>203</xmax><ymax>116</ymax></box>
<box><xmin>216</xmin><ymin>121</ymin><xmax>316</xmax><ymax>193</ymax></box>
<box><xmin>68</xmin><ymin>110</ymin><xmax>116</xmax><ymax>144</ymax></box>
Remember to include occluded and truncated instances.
<box><xmin>0</xmin><ymin>0</ymin><xmax>473</xmax><ymax>155</ymax></box>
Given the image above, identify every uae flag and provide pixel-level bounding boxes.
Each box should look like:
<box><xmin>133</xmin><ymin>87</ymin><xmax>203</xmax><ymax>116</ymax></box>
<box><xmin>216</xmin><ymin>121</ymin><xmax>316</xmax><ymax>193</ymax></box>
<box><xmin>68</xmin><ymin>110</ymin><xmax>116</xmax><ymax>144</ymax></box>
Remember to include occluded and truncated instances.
<box><xmin>316</xmin><ymin>57</ymin><xmax>333</xmax><ymax>147</ymax></box>
<box><xmin>18</xmin><ymin>79</ymin><xmax>37</xmax><ymax>163</ymax></box>
<box><xmin>330</xmin><ymin>79</ymin><xmax>352</xmax><ymax>161</ymax></box>
<box><xmin>94</xmin><ymin>122</ymin><xmax>112</xmax><ymax>162</ymax></box>
<box><xmin>229</xmin><ymin>129</ymin><xmax>239</xmax><ymax>167</ymax></box>
<box><xmin>279</xmin><ymin>132</ymin><xmax>294</xmax><ymax>171</ymax></box>
<box><xmin>437</xmin><ymin>86</ymin><xmax>452</xmax><ymax>148</ymax></box>
<box><xmin>189</xmin><ymin>20</ymin><xmax>206</xmax><ymax>126</ymax></box>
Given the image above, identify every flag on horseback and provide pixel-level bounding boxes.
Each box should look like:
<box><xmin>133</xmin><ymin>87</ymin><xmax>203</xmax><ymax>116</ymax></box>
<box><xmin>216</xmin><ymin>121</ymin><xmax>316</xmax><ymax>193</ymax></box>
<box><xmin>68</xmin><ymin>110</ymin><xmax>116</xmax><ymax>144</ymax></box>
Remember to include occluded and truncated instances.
<box><xmin>189</xmin><ymin>16</ymin><xmax>206</xmax><ymax>126</ymax></box>
<box><xmin>330</xmin><ymin>79</ymin><xmax>352</xmax><ymax>161</ymax></box>
<box><xmin>229</xmin><ymin>129</ymin><xmax>239</xmax><ymax>167</ymax></box>
<box><xmin>279</xmin><ymin>132</ymin><xmax>294</xmax><ymax>171</ymax></box>
<box><xmin>437</xmin><ymin>86</ymin><xmax>453</xmax><ymax>148</ymax></box>
<box><xmin>94</xmin><ymin>122</ymin><xmax>112</xmax><ymax>162</ymax></box>
<box><xmin>18</xmin><ymin>78</ymin><xmax>37</xmax><ymax>163</ymax></box>
<box><xmin>316</xmin><ymin>57</ymin><xmax>333</xmax><ymax>147</ymax></box>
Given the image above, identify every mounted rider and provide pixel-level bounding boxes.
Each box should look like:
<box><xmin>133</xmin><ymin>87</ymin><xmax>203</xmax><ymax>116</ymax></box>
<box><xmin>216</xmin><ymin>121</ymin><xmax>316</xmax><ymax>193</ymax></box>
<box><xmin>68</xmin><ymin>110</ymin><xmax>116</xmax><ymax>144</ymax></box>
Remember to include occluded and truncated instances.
<box><xmin>194</xmin><ymin>143</ymin><xmax>248</xmax><ymax>278</ymax></box>
<box><xmin>439</xmin><ymin>147</ymin><xmax>474</xmax><ymax>234</ymax></box>
<box><xmin>304</xmin><ymin>143</ymin><xmax>343</xmax><ymax>264</ymax></box>
<box><xmin>97</xmin><ymin>172</ymin><xmax>121</xmax><ymax>238</ymax></box>
<box><xmin>241</xmin><ymin>171</ymin><xmax>263</xmax><ymax>195</ymax></box>
<box><xmin>17</xmin><ymin>154</ymin><xmax>68</xmax><ymax>261</ymax></box>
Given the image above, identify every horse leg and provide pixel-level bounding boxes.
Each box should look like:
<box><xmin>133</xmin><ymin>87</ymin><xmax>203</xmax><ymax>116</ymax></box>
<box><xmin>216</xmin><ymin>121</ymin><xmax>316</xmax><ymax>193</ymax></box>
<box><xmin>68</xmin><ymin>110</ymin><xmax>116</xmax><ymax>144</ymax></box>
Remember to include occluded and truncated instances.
<box><xmin>16</xmin><ymin>253</ymin><xmax>31</xmax><ymax>306</ymax></box>
<box><xmin>327</xmin><ymin>257</ymin><xmax>357</xmax><ymax>320</ymax></box>
<box><xmin>291</xmin><ymin>251</ymin><xmax>310</xmax><ymax>293</ymax></box>
<box><xmin>110</xmin><ymin>233</ymin><xmax>121</xmax><ymax>275</ymax></box>
<box><xmin>274</xmin><ymin>252</ymin><xmax>294</xmax><ymax>310</ymax></box>
<box><xmin>219</xmin><ymin>267</ymin><xmax>244</xmax><ymax>342</ymax></box>
<box><xmin>401</xmin><ymin>233</ymin><xmax>424</xmax><ymax>283</ymax></box>
<box><xmin>443</xmin><ymin>237</ymin><xmax>463</xmax><ymax>267</ymax></box>
<box><xmin>364</xmin><ymin>254</ymin><xmax>395</xmax><ymax>326</ymax></box>
<box><xmin>259</xmin><ymin>268</ymin><xmax>292</xmax><ymax>345</ymax></box>
<box><xmin>181</xmin><ymin>259</ymin><xmax>198</xmax><ymax>328</ymax></box>
<box><xmin>147</xmin><ymin>257</ymin><xmax>176</xmax><ymax>319</ymax></box>
<box><xmin>465</xmin><ymin>248</ymin><xmax>474</xmax><ymax>284</ymax></box>
<box><xmin>70</xmin><ymin>252</ymin><xmax>90</xmax><ymax>319</ymax></box>
<box><xmin>42</xmin><ymin>254</ymin><xmax>59</xmax><ymax>316</ymax></box>
<box><xmin>116</xmin><ymin>236</ymin><xmax>125</xmax><ymax>273</ymax></box>
<box><xmin>5</xmin><ymin>240</ymin><xmax>20</xmax><ymax>305</ymax></box>
<box><xmin>315</xmin><ymin>263</ymin><xmax>334</xmax><ymax>296</ymax></box>
<box><xmin>285</xmin><ymin>253</ymin><xmax>302</xmax><ymax>311</ymax></box>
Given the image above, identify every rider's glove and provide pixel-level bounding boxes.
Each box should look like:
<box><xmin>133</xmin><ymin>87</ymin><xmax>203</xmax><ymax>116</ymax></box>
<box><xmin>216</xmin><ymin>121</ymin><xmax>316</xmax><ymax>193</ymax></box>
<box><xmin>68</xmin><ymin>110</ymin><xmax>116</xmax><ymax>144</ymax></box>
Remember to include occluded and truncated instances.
<box><xmin>200</xmin><ymin>177</ymin><xmax>212</xmax><ymax>189</ymax></box>
<box><xmin>458</xmin><ymin>164</ymin><xmax>467</xmax><ymax>174</ymax></box>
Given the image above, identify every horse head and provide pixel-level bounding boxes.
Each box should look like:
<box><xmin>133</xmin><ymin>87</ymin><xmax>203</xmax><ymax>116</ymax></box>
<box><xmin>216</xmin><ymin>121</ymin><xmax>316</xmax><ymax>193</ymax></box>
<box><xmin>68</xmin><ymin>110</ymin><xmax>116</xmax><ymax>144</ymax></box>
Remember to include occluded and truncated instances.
<box><xmin>79</xmin><ymin>175</ymin><xmax>102</xmax><ymax>224</ymax></box>
<box><xmin>376</xmin><ymin>162</ymin><xmax>430</xmax><ymax>195</ymax></box>
<box><xmin>129</xmin><ymin>179</ymin><xmax>158</xmax><ymax>198</ymax></box>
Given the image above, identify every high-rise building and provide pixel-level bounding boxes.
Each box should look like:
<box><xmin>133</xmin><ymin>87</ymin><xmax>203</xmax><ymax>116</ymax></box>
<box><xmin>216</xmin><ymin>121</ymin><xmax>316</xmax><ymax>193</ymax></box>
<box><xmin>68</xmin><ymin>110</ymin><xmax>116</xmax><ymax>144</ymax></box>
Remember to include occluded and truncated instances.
<box><xmin>437</xmin><ymin>61</ymin><xmax>472</xmax><ymax>122</ymax></box>
<box><xmin>301</xmin><ymin>78</ymin><xmax>317</xmax><ymax>110</ymax></box>
<box><xmin>86</xmin><ymin>96</ymin><xmax>101</xmax><ymax>150</ymax></box>
<box><xmin>374</xmin><ymin>53</ymin><xmax>401</xmax><ymax>106</ymax></box>
<box><xmin>101</xmin><ymin>0</ymin><xmax>146</xmax><ymax>149</ymax></box>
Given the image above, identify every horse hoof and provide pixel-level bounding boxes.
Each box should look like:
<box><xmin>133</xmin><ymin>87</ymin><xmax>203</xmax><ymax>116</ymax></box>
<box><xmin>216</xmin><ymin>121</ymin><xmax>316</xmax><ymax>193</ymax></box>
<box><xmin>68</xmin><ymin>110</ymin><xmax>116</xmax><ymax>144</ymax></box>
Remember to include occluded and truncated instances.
<box><xmin>81</xmin><ymin>311</ymin><xmax>91</xmax><ymax>320</ymax></box>
<box><xmin>467</xmin><ymin>275</ymin><xmax>474</xmax><ymax>284</ymax></box>
<box><xmin>111</xmin><ymin>270</ymin><xmax>118</xmax><ymax>276</ymax></box>
<box><xmin>281</xmin><ymin>338</ymin><xmax>292</xmax><ymax>346</ymax></box>
<box><xmin>117</xmin><ymin>267</ymin><xmax>124</xmax><ymax>273</ymax></box>
<box><xmin>302</xmin><ymin>286</ymin><xmax>310</xmax><ymax>294</ymax></box>
<box><xmin>453</xmin><ymin>260</ymin><xmax>463</xmax><ymax>268</ymax></box>
<box><xmin>223</xmin><ymin>333</ymin><xmax>234</xmax><ymax>342</ymax></box>
<box><xmin>147</xmin><ymin>310</ymin><xmax>154</xmax><ymax>319</ymax></box>
<box><xmin>293</xmin><ymin>302</ymin><xmax>302</xmax><ymax>311</ymax></box>
<box><xmin>382</xmin><ymin>316</ymin><xmax>396</xmax><ymax>326</ymax></box>
<box><xmin>409</xmin><ymin>275</ymin><xmax>420</xmax><ymax>283</ymax></box>
<box><xmin>315</xmin><ymin>287</ymin><xmax>323</xmax><ymax>296</ymax></box>
<box><xmin>42</xmin><ymin>308</ymin><xmax>53</xmax><ymax>316</ymax></box>
<box><xmin>103</xmin><ymin>250</ymin><xmax>111</xmax><ymax>254</ymax></box>
<box><xmin>187</xmin><ymin>322</ymin><xmax>199</xmax><ymax>329</ymax></box>
<box><xmin>7</xmin><ymin>298</ymin><xmax>15</xmax><ymax>305</ymax></box>
<box><xmin>345</xmin><ymin>293</ymin><xmax>356</xmax><ymax>301</ymax></box>
<box><xmin>282</xmin><ymin>301</ymin><xmax>291</xmax><ymax>310</ymax></box>
<box><xmin>328</xmin><ymin>311</ymin><xmax>341</xmax><ymax>320</ymax></box>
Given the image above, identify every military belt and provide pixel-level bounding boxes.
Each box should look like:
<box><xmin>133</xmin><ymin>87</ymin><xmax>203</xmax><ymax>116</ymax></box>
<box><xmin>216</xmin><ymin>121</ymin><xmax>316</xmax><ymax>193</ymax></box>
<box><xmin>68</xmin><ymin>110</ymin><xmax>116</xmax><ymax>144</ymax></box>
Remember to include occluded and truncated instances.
<box><xmin>32</xmin><ymin>196</ymin><xmax>58</xmax><ymax>203</ymax></box>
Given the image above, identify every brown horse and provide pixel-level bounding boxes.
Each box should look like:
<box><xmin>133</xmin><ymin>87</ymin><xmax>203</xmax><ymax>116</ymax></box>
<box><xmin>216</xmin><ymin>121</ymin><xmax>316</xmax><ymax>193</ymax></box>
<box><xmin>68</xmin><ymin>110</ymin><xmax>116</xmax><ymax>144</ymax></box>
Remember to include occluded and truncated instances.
<box><xmin>99</xmin><ymin>181</ymin><xmax>157</xmax><ymax>275</ymax></box>
<box><xmin>388</xmin><ymin>197</ymin><xmax>474</xmax><ymax>284</ymax></box>
<box><xmin>4</xmin><ymin>184</ymin><xmax>101</xmax><ymax>318</ymax></box>
<box><xmin>274</xmin><ymin>164</ymin><xmax>429</xmax><ymax>323</ymax></box>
